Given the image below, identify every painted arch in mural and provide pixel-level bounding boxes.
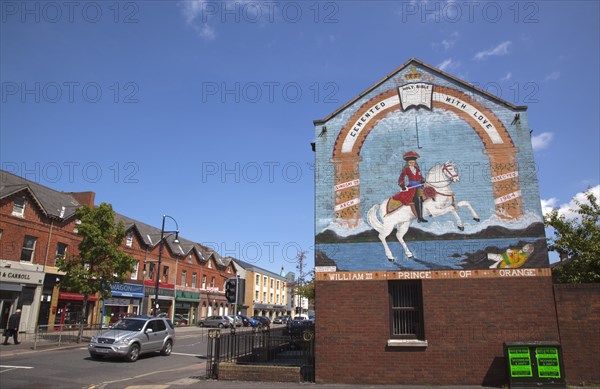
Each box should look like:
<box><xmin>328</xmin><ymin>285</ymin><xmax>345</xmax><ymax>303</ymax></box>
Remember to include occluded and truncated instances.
<box><xmin>331</xmin><ymin>84</ymin><xmax>522</xmax><ymax>228</ymax></box>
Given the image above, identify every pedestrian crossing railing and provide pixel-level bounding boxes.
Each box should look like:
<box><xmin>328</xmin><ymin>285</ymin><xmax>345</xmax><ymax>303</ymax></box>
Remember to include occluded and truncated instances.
<box><xmin>205</xmin><ymin>326</ymin><xmax>315</xmax><ymax>382</ymax></box>
<box><xmin>34</xmin><ymin>323</ymin><xmax>103</xmax><ymax>349</ymax></box>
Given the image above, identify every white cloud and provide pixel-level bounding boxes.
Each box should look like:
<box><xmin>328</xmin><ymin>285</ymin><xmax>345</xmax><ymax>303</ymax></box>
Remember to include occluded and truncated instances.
<box><xmin>473</xmin><ymin>41</ymin><xmax>512</xmax><ymax>60</ymax></box>
<box><xmin>180</xmin><ymin>0</ymin><xmax>205</xmax><ymax>24</ymax></box>
<box><xmin>544</xmin><ymin>71</ymin><xmax>561</xmax><ymax>82</ymax></box>
<box><xmin>541</xmin><ymin>185</ymin><xmax>600</xmax><ymax>219</ymax></box>
<box><xmin>531</xmin><ymin>132</ymin><xmax>553</xmax><ymax>151</ymax></box>
<box><xmin>437</xmin><ymin>58</ymin><xmax>460</xmax><ymax>72</ymax></box>
<box><xmin>179</xmin><ymin>1</ymin><xmax>217</xmax><ymax>40</ymax></box>
<box><xmin>541</xmin><ymin>198</ymin><xmax>558</xmax><ymax>216</ymax></box>
<box><xmin>197</xmin><ymin>23</ymin><xmax>216</xmax><ymax>40</ymax></box>
<box><xmin>441</xmin><ymin>31</ymin><xmax>459</xmax><ymax>51</ymax></box>
<box><xmin>500</xmin><ymin>72</ymin><xmax>512</xmax><ymax>81</ymax></box>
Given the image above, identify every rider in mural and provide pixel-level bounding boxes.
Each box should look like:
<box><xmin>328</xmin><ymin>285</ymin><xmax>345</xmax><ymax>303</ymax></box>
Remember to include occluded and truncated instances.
<box><xmin>398</xmin><ymin>151</ymin><xmax>428</xmax><ymax>223</ymax></box>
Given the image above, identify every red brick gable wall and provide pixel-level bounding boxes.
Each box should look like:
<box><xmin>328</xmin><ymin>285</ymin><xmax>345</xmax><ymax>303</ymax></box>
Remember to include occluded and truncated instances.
<box><xmin>315</xmin><ymin>276</ymin><xmax>559</xmax><ymax>385</ymax></box>
<box><xmin>554</xmin><ymin>284</ymin><xmax>600</xmax><ymax>385</ymax></box>
<box><xmin>0</xmin><ymin>191</ymin><xmax>80</xmax><ymax>266</ymax></box>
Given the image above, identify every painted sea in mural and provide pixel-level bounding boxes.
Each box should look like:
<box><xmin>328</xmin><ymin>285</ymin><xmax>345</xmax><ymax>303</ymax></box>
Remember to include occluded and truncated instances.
<box><xmin>316</xmin><ymin>210</ymin><xmax>548</xmax><ymax>271</ymax></box>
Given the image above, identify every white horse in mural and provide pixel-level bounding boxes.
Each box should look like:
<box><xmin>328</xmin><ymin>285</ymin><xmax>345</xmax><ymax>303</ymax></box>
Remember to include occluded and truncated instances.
<box><xmin>367</xmin><ymin>162</ymin><xmax>480</xmax><ymax>260</ymax></box>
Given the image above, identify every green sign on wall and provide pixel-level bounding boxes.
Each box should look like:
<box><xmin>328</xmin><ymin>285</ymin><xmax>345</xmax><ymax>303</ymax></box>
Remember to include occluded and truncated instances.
<box><xmin>508</xmin><ymin>347</ymin><xmax>533</xmax><ymax>378</ymax></box>
<box><xmin>504</xmin><ymin>342</ymin><xmax>566</xmax><ymax>388</ymax></box>
<box><xmin>536</xmin><ymin>347</ymin><xmax>561</xmax><ymax>379</ymax></box>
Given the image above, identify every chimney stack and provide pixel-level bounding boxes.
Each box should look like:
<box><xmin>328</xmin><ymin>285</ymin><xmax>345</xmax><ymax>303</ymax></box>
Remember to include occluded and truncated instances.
<box><xmin>68</xmin><ymin>191</ymin><xmax>96</xmax><ymax>208</ymax></box>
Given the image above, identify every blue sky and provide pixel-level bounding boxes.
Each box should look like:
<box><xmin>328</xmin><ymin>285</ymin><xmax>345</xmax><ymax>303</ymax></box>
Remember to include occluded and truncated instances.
<box><xmin>1</xmin><ymin>1</ymin><xmax>599</xmax><ymax>272</ymax></box>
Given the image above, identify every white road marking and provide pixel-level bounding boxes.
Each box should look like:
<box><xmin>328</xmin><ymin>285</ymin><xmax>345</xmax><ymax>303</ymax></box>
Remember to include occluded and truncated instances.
<box><xmin>171</xmin><ymin>352</ymin><xmax>204</xmax><ymax>357</ymax></box>
<box><xmin>0</xmin><ymin>365</ymin><xmax>34</xmax><ymax>373</ymax></box>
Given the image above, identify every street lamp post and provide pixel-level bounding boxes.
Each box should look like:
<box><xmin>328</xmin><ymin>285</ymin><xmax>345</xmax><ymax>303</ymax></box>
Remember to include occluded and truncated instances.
<box><xmin>154</xmin><ymin>215</ymin><xmax>179</xmax><ymax>317</ymax></box>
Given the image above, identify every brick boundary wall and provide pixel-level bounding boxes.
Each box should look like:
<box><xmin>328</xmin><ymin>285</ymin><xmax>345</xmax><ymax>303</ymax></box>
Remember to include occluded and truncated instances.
<box><xmin>554</xmin><ymin>283</ymin><xmax>600</xmax><ymax>385</ymax></box>
<box><xmin>218</xmin><ymin>363</ymin><xmax>300</xmax><ymax>382</ymax></box>
<box><xmin>315</xmin><ymin>276</ymin><xmax>559</xmax><ymax>385</ymax></box>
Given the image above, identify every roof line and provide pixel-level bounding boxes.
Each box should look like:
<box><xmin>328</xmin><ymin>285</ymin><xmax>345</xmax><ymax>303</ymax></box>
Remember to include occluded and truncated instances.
<box><xmin>0</xmin><ymin>185</ymin><xmax>57</xmax><ymax>220</ymax></box>
<box><xmin>313</xmin><ymin>57</ymin><xmax>527</xmax><ymax>125</ymax></box>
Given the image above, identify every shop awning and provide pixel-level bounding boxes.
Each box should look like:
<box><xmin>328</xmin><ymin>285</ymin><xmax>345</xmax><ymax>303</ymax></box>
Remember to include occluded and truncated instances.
<box><xmin>176</xmin><ymin>297</ymin><xmax>199</xmax><ymax>303</ymax></box>
<box><xmin>59</xmin><ymin>292</ymin><xmax>98</xmax><ymax>301</ymax></box>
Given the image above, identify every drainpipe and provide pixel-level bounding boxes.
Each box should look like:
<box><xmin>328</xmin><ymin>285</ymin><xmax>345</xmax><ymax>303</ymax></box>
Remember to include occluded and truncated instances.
<box><xmin>43</xmin><ymin>219</ymin><xmax>54</xmax><ymax>271</ymax></box>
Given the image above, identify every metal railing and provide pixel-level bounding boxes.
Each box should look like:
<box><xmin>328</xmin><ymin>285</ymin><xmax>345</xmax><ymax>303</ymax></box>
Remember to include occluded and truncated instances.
<box><xmin>34</xmin><ymin>323</ymin><xmax>103</xmax><ymax>349</ymax></box>
<box><xmin>206</xmin><ymin>327</ymin><xmax>315</xmax><ymax>382</ymax></box>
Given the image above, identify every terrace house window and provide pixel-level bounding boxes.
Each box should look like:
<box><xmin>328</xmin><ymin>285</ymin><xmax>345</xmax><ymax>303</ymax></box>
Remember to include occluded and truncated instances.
<box><xmin>12</xmin><ymin>197</ymin><xmax>26</xmax><ymax>217</ymax></box>
<box><xmin>388</xmin><ymin>281</ymin><xmax>426</xmax><ymax>346</ymax></box>
<box><xmin>181</xmin><ymin>270</ymin><xmax>187</xmax><ymax>286</ymax></box>
<box><xmin>55</xmin><ymin>242</ymin><xmax>68</xmax><ymax>261</ymax></box>
<box><xmin>21</xmin><ymin>235</ymin><xmax>37</xmax><ymax>262</ymax></box>
<box><xmin>131</xmin><ymin>260</ymin><xmax>139</xmax><ymax>280</ymax></box>
<box><xmin>202</xmin><ymin>275</ymin><xmax>207</xmax><ymax>289</ymax></box>
<box><xmin>192</xmin><ymin>272</ymin><xmax>197</xmax><ymax>288</ymax></box>
<box><xmin>126</xmin><ymin>232</ymin><xmax>133</xmax><ymax>247</ymax></box>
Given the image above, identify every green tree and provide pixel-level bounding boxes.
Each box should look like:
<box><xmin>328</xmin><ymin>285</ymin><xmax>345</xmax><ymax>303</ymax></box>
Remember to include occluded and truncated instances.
<box><xmin>296</xmin><ymin>279</ymin><xmax>315</xmax><ymax>307</ymax></box>
<box><xmin>545</xmin><ymin>191</ymin><xmax>600</xmax><ymax>283</ymax></box>
<box><xmin>57</xmin><ymin>202</ymin><xmax>135</xmax><ymax>341</ymax></box>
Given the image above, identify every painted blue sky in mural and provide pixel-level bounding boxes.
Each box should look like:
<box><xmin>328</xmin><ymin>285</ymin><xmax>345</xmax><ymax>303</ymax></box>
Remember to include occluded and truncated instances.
<box><xmin>1</xmin><ymin>1</ymin><xmax>598</xmax><ymax>273</ymax></box>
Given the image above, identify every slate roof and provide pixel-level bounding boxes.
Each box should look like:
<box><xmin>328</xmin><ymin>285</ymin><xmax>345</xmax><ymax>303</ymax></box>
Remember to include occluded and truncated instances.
<box><xmin>0</xmin><ymin>170</ymin><xmax>81</xmax><ymax>219</ymax></box>
<box><xmin>313</xmin><ymin>57</ymin><xmax>528</xmax><ymax>125</ymax></box>
<box><xmin>114</xmin><ymin>213</ymin><xmax>226</xmax><ymax>265</ymax></box>
<box><xmin>232</xmin><ymin>258</ymin><xmax>287</xmax><ymax>280</ymax></box>
<box><xmin>1</xmin><ymin>169</ymin><xmax>227</xmax><ymax>266</ymax></box>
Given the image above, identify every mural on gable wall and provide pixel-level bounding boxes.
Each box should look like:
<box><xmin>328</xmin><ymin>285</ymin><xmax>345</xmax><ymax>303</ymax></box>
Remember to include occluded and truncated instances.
<box><xmin>314</xmin><ymin>61</ymin><xmax>549</xmax><ymax>272</ymax></box>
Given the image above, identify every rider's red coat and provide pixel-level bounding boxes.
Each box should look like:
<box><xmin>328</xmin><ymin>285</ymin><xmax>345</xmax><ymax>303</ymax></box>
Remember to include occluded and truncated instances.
<box><xmin>391</xmin><ymin>165</ymin><xmax>425</xmax><ymax>205</ymax></box>
<box><xmin>398</xmin><ymin>165</ymin><xmax>425</xmax><ymax>188</ymax></box>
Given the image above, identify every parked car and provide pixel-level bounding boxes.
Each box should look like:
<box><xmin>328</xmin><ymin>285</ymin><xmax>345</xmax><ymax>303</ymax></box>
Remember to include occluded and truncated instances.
<box><xmin>251</xmin><ymin>315</ymin><xmax>271</xmax><ymax>329</ymax></box>
<box><xmin>108</xmin><ymin>312</ymin><xmax>134</xmax><ymax>324</ymax></box>
<box><xmin>89</xmin><ymin>315</ymin><xmax>175</xmax><ymax>362</ymax></box>
<box><xmin>197</xmin><ymin>316</ymin><xmax>231</xmax><ymax>328</ymax></box>
<box><xmin>174</xmin><ymin>314</ymin><xmax>188</xmax><ymax>326</ymax></box>
<box><xmin>273</xmin><ymin>315</ymin><xmax>291</xmax><ymax>324</ymax></box>
<box><xmin>225</xmin><ymin>315</ymin><xmax>242</xmax><ymax>327</ymax></box>
<box><xmin>237</xmin><ymin>314</ymin><xmax>259</xmax><ymax>327</ymax></box>
<box><xmin>284</xmin><ymin>318</ymin><xmax>315</xmax><ymax>341</ymax></box>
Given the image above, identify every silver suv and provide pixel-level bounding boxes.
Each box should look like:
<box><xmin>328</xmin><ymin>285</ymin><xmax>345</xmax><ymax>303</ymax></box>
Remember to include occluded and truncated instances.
<box><xmin>88</xmin><ymin>315</ymin><xmax>175</xmax><ymax>362</ymax></box>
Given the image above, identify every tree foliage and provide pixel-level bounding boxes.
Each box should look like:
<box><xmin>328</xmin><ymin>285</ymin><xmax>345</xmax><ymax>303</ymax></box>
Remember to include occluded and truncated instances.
<box><xmin>545</xmin><ymin>191</ymin><xmax>600</xmax><ymax>283</ymax></box>
<box><xmin>57</xmin><ymin>202</ymin><xmax>135</xmax><ymax>338</ymax></box>
<box><xmin>296</xmin><ymin>279</ymin><xmax>315</xmax><ymax>306</ymax></box>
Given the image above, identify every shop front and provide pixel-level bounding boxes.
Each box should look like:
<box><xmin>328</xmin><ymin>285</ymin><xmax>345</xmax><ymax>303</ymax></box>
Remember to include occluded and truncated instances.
<box><xmin>144</xmin><ymin>280</ymin><xmax>175</xmax><ymax>318</ymax></box>
<box><xmin>0</xmin><ymin>261</ymin><xmax>44</xmax><ymax>334</ymax></box>
<box><xmin>201</xmin><ymin>287</ymin><xmax>225</xmax><ymax>317</ymax></box>
<box><xmin>175</xmin><ymin>290</ymin><xmax>199</xmax><ymax>326</ymax></box>
<box><xmin>102</xmin><ymin>283</ymin><xmax>144</xmax><ymax>325</ymax></box>
<box><xmin>253</xmin><ymin>303</ymin><xmax>287</xmax><ymax>319</ymax></box>
<box><xmin>54</xmin><ymin>291</ymin><xmax>99</xmax><ymax>328</ymax></box>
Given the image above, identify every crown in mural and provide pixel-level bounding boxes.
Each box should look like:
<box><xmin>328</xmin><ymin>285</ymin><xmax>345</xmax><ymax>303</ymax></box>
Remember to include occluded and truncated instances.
<box><xmin>404</xmin><ymin>65</ymin><xmax>423</xmax><ymax>80</ymax></box>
